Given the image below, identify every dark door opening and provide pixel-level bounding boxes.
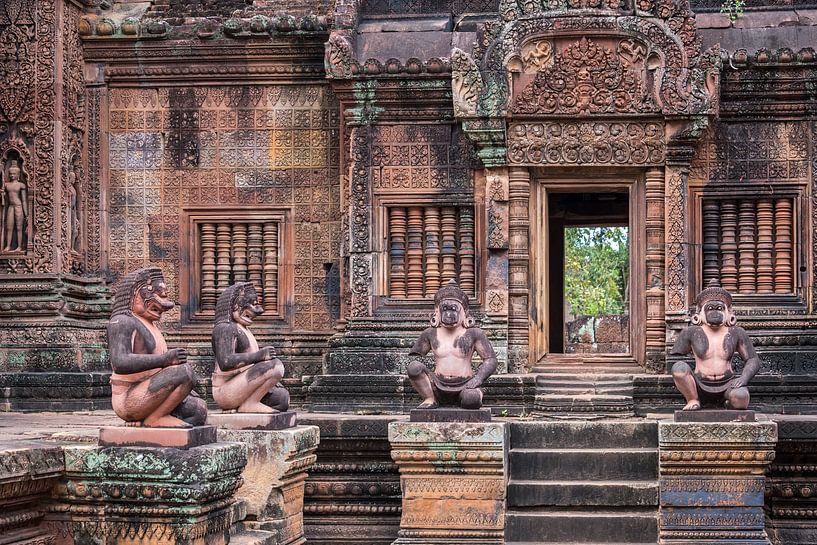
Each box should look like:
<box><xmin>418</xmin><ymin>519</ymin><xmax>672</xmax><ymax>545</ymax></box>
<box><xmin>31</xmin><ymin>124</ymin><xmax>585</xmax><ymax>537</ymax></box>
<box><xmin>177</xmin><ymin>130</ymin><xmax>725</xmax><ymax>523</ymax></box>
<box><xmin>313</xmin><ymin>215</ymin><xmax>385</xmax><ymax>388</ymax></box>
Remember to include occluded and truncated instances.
<box><xmin>547</xmin><ymin>192</ymin><xmax>630</xmax><ymax>355</ymax></box>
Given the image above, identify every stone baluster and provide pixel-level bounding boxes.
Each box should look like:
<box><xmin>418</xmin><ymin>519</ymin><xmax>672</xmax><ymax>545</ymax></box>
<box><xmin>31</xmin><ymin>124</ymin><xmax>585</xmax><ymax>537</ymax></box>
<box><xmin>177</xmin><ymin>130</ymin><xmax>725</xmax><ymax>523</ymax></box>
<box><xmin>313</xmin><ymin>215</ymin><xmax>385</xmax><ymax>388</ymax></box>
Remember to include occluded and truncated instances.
<box><xmin>459</xmin><ymin>206</ymin><xmax>476</xmax><ymax>295</ymax></box>
<box><xmin>263</xmin><ymin>222</ymin><xmax>278</xmax><ymax>314</ymax></box>
<box><xmin>755</xmin><ymin>199</ymin><xmax>774</xmax><ymax>294</ymax></box>
<box><xmin>719</xmin><ymin>200</ymin><xmax>738</xmax><ymax>292</ymax></box>
<box><xmin>248</xmin><ymin>223</ymin><xmax>264</xmax><ymax>306</ymax></box>
<box><xmin>406</xmin><ymin>207</ymin><xmax>424</xmax><ymax>298</ymax></box>
<box><xmin>389</xmin><ymin>207</ymin><xmax>408</xmax><ymax>298</ymax></box>
<box><xmin>216</xmin><ymin>222</ymin><xmax>233</xmax><ymax>296</ymax></box>
<box><xmin>774</xmin><ymin>198</ymin><xmax>793</xmax><ymax>293</ymax></box>
<box><xmin>440</xmin><ymin>207</ymin><xmax>458</xmax><ymax>284</ymax></box>
<box><xmin>232</xmin><ymin>223</ymin><xmax>248</xmax><ymax>283</ymax></box>
<box><xmin>738</xmin><ymin>199</ymin><xmax>757</xmax><ymax>293</ymax></box>
<box><xmin>424</xmin><ymin>206</ymin><xmax>442</xmax><ymax>296</ymax></box>
<box><xmin>701</xmin><ymin>199</ymin><xmax>720</xmax><ymax>288</ymax></box>
<box><xmin>200</xmin><ymin>222</ymin><xmax>217</xmax><ymax>311</ymax></box>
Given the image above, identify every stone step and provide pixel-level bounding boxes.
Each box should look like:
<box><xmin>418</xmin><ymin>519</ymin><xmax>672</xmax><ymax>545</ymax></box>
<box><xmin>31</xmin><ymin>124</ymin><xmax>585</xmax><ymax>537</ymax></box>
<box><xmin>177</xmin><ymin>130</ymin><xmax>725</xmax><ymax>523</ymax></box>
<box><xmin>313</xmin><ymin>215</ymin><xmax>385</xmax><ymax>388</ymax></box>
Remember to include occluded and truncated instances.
<box><xmin>229</xmin><ymin>529</ymin><xmax>277</xmax><ymax>545</ymax></box>
<box><xmin>505</xmin><ymin>509</ymin><xmax>658</xmax><ymax>543</ymax></box>
<box><xmin>509</xmin><ymin>448</ymin><xmax>658</xmax><ymax>480</ymax></box>
<box><xmin>533</xmin><ymin>394</ymin><xmax>635</xmax><ymax>417</ymax></box>
<box><xmin>508</xmin><ymin>480</ymin><xmax>659</xmax><ymax>507</ymax></box>
<box><xmin>537</xmin><ymin>385</ymin><xmax>635</xmax><ymax>395</ymax></box>
<box><xmin>509</xmin><ymin>421</ymin><xmax>658</xmax><ymax>449</ymax></box>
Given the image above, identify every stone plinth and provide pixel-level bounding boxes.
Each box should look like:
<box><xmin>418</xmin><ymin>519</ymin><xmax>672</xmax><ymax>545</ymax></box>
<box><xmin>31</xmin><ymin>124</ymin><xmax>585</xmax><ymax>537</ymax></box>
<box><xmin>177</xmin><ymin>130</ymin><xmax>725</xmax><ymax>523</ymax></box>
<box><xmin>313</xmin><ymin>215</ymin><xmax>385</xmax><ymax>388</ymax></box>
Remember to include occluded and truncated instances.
<box><xmin>766</xmin><ymin>416</ymin><xmax>817</xmax><ymax>545</ymax></box>
<box><xmin>208</xmin><ymin>411</ymin><xmax>297</xmax><ymax>430</ymax></box>
<box><xmin>51</xmin><ymin>441</ymin><xmax>247</xmax><ymax>545</ymax></box>
<box><xmin>658</xmin><ymin>420</ymin><xmax>778</xmax><ymax>545</ymax></box>
<box><xmin>674</xmin><ymin>409</ymin><xmax>756</xmax><ymax>423</ymax></box>
<box><xmin>388</xmin><ymin>421</ymin><xmax>507</xmax><ymax>545</ymax></box>
<box><xmin>99</xmin><ymin>425</ymin><xmax>217</xmax><ymax>448</ymax></box>
<box><xmin>409</xmin><ymin>408</ymin><xmax>491</xmax><ymax>422</ymax></box>
<box><xmin>0</xmin><ymin>441</ymin><xmax>63</xmax><ymax>545</ymax></box>
<box><xmin>217</xmin><ymin>425</ymin><xmax>319</xmax><ymax>544</ymax></box>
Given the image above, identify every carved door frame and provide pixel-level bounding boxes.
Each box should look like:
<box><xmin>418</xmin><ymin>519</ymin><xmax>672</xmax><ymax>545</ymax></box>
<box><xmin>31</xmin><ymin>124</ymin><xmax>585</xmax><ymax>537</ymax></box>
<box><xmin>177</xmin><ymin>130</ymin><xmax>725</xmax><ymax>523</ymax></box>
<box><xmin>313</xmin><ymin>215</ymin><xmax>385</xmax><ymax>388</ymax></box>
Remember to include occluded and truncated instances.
<box><xmin>529</xmin><ymin>172</ymin><xmax>646</xmax><ymax>367</ymax></box>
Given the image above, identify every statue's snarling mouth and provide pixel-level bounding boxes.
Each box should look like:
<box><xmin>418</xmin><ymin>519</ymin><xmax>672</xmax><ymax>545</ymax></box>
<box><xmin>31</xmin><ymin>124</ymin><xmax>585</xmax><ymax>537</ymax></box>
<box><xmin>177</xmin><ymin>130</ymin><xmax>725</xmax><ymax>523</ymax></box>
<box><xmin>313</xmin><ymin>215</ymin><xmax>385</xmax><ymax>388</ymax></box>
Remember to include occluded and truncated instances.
<box><xmin>232</xmin><ymin>290</ymin><xmax>264</xmax><ymax>326</ymax></box>
<box><xmin>440</xmin><ymin>300</ymin><xmax>462</xmax><ymax>327</ymax></box>
<box><xmin>139</xmin><ymin>281</ymin><xmax>174</xmax><ymax>321</ymax></box>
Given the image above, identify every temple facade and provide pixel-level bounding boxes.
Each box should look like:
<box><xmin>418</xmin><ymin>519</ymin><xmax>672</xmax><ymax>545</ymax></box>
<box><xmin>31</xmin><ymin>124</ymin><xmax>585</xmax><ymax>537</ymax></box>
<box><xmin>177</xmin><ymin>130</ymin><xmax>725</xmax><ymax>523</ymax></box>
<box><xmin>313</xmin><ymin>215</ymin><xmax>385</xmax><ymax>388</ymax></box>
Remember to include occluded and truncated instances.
<box><xmin>1</xmin><ymin>0</ymin><xmax>815</xmax><ymax>414</ymax></box>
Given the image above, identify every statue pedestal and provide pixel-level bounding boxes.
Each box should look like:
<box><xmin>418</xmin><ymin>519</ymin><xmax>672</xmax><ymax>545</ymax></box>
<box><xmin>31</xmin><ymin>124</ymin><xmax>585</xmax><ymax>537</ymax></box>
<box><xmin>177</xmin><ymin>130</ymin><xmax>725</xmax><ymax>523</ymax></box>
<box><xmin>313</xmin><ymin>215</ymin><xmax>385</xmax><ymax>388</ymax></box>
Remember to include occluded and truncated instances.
<box><xmin>674</xmin><ymin>409</ymin><xmax>756</xmax><ymax>423</ymax></box>
<box><xmin>409</xmin><ymin>408</ymin><xmax>491</xmax><ymax>422</ymax></box>
<box><xmin>217</xmin><ymin>425</ymin><xmax>319</xmax><ymax>545</ymax></box>
<box><xmin>98</xmin><ymin>425</ymin><xmax>216</xmax><ymax>449</ymax></box>
<box><xmin>658</xmin><ymin>420</ymin><xmax>777</xmax><ymax>545</ymax></box>
<box><xmin>208</xmin><ymin>411</ymin><xmax>297</xmax><ymax>430</ymax></box>
<box><xmin>388</xmin><ymin>421</ymin><xmax>507</xmax><ymax>545</ymax></box>
<box><xmin>53</xmin><ymin>441</ymin><xmax>247</xmax><ymax>545</ymax></box>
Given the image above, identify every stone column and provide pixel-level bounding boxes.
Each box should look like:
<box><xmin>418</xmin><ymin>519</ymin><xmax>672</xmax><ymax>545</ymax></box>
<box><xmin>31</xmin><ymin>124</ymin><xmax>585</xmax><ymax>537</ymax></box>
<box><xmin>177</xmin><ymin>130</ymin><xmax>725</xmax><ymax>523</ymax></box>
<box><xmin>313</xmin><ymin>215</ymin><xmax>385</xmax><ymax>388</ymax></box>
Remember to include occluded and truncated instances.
<box><xmin>388</xmin><ymin>421</ymin><xmax>507</xmax><ymax>545</ymax></box>
<box><xmin>645</xmin><ymin>167</ymin><xmax>666</xmax><ymax>373</ymax></box>
<box><xmin>217</xmin><ymin>425</ymin><xmax>319</xmax><ymax>545</ymax></box>
<box><xmin>51</xmin><ymin>442</ymin><xmax>247</xmax><ymax>545</ymax></box>
<box><xmin>507</xmin><ymin>167</ymin><xmax>530</xmax><ymax>371</ymax></box>
<box><xmin>658</xmin><ymin>420</ymin><xmax>778</xmax><ymax>545</ymax></box>
<box><xmin>0</xmin><ymin>441</ymin><xmax>63</xmax><ymax>545</ymax></box>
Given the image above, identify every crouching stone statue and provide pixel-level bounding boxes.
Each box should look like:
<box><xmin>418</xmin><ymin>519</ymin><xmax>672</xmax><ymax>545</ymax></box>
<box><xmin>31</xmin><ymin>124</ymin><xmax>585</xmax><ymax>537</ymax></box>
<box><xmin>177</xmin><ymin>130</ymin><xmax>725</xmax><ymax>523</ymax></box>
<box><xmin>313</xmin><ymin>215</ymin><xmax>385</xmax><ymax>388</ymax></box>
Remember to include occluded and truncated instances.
<box><xmin>108</xmin><ymin>267</ymin><xmax>206</xmax><ymax>427</ymax></box>
<box><xmin>407</xmin><ymin>279</ymin><xmax>498</xmax><ymax>410</ymax></box>
<box><xmin>671</xmin><ymin>281</ymin><xmax>760</xmax><ymax>411</ymax></box>
<box><xmin>211</xmin><ymin>282</ymin><xmax>289</xmax><ymax>413</ymax></box>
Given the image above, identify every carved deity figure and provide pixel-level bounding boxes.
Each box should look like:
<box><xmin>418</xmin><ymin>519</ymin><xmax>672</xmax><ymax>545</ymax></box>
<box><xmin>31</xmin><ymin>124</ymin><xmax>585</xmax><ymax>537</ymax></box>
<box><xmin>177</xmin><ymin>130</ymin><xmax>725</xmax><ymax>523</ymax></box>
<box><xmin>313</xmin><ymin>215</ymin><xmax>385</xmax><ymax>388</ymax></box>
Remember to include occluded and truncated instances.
<box><xmin>671</xmin><ymin>281</ymin><xmax>760</xmax><ymax>411</ymax></box>
<box><xmin>2</xmin><ymin>159</ymin><xmax>27</xmax><ymax>252</ymax></box>
<box><xmin>212</xmin><ymin>283</ymin><xmax>289</xmax><ymax>413</ymax></box>
<box><xmin>67</xmin><ymin>164</ymin><xmax>81</xmax><ymax>252</ymax></box>
<box><xmin>407</xmin><ymin>279</ymin><xmax>498</xmax><ymax>410</ymax></box>
<box><xmin>108</xmin><ymin>267</ymin><xmax>207</xmax><ymax>427</ymax></box>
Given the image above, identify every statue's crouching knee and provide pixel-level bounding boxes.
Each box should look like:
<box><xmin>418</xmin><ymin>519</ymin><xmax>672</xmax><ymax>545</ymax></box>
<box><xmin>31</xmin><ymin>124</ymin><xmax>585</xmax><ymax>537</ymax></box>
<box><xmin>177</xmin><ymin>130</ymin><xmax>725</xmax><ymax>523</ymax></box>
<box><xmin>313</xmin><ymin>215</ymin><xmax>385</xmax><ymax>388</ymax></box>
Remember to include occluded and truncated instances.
<box><xmin>407</xmin><ymin>360</ymin><xmax>426</xmax><ymax>380</ymax></box>
<box><xmin>460</xmin><ymin>388</ymin><xmax>483</xmax><ymax>410</ymax></box>
<box><xmin>671</xmin><ymin>361</ymin><xmax>692</xmax><ymax>378</ymax></box>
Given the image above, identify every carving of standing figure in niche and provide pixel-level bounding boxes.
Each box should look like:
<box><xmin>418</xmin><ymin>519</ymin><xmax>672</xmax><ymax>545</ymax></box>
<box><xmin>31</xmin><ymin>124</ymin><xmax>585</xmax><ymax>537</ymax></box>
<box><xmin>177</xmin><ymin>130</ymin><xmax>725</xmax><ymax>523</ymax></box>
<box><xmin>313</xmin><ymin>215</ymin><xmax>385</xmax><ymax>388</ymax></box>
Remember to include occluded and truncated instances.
<box><xmin>2</xmin><ymin>157</ymin><xmax>28</xmax><ymax>252</ymax></box>
<box><xmin>67</xmin><ymin>161</ymin><xmax>81</xmax><ymax>252</ymax></box>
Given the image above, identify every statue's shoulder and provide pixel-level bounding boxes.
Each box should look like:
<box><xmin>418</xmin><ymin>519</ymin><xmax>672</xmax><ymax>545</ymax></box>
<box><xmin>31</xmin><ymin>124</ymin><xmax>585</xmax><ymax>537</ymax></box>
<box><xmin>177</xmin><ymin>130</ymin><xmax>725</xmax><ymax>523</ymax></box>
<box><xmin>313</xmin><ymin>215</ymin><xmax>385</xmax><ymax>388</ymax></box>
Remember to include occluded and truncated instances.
<box><xmin>108</xmin><ymin>312</ymin><xmax>140</xmax><ymax>330</ymax></box>
<box><xmin>729</xmin><ymin>325</ymin><xmax>751</xmax><ymax>339</ymax></box>
<box><xmin>213</xmin><ymin>321</ymin><xmax>241</xmax><ymax>336</ymax></box>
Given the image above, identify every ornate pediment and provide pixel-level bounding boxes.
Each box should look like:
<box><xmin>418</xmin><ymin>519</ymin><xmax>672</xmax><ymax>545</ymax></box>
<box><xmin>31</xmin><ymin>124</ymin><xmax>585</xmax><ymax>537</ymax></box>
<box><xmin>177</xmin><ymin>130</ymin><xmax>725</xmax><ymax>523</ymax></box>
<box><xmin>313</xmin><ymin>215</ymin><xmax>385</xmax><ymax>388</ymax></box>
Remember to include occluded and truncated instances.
<box><xmin>512</xmin><ymin>37</ymin><xmax>657</xmax><ymax>116</ymax></box>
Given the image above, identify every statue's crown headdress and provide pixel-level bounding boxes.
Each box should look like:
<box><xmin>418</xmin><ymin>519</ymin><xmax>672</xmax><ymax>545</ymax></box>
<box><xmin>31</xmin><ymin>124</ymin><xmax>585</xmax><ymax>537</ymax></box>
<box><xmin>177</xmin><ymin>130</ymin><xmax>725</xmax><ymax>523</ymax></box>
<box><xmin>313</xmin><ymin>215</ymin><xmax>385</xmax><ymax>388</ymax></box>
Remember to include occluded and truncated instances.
<box><xmin>434</xmin><ymin>279</ymin><xmax>469</xmax><ymax>308</ymax></box>
<box><xmin>696</xmin><ymin>279</ymin><xmax>732</xmax><ymax>310</ymax></box>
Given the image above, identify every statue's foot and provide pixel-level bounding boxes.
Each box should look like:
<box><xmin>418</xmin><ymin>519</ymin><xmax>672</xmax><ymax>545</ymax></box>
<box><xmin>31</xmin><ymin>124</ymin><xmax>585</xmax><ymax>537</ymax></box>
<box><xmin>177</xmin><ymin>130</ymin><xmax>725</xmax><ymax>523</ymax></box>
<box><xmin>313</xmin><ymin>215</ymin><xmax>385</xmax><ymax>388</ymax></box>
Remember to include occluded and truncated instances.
<box><xmin>238</xmin><ymin>401</ymin><xmax>276</xmax><ymax>414</ymax></box>
<box><xmin>125</xmin><ymin>421</ymin><xmax>143</xmax><ymax>427</ymax></box>
<box><xmin>682</xmin><ymin>400</ymin><xmax>701</xmax><ymax>411</ymax></box>
<box><xmin>417</xmin><ymin>400</ymin><xmax>438</xmax><ymax>409</ymax></box>
<box><xmin>144</xmin><ymin>414</ymin><xmax>192</xmax><ymax>428</ymax></box>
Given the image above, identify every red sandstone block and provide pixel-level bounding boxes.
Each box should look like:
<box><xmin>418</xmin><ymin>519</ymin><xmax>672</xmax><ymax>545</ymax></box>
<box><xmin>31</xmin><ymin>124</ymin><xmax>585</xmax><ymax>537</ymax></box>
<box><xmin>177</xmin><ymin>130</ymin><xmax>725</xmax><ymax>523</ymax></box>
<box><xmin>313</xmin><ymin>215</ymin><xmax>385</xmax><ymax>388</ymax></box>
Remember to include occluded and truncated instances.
<box><xmin>98</xmin><ymin>425</ymin><xmax>217</xmax><ymax>449</ymax></box>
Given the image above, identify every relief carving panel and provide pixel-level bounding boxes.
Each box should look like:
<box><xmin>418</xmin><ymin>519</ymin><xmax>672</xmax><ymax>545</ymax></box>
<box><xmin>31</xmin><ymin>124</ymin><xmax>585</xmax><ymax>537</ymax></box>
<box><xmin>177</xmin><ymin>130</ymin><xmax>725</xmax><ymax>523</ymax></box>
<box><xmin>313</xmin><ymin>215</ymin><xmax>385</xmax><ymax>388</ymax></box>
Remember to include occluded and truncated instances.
<box><xmin>107</xmin><ymin>85</ymin><xmax>340</xmax><ymax>331</ymax></box>
<box><xmin>508</xmin><ymin>121</ymin><xmax>664</xmax><ymax>166</ymax></box>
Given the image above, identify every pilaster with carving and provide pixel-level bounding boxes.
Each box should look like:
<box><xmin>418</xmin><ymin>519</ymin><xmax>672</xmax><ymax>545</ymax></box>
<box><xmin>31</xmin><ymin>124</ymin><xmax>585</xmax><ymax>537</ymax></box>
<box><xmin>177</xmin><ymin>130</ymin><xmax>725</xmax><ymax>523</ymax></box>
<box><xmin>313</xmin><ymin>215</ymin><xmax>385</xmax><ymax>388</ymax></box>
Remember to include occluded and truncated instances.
<box><xmin>507</xmin><ymin>167</ymin><xmax>530</xmax><ymax>371</ymax></box>
<box><xmin>645</xmin><ymin>168</ymin><xmax>666</xmax><ymax>372</ymax></box>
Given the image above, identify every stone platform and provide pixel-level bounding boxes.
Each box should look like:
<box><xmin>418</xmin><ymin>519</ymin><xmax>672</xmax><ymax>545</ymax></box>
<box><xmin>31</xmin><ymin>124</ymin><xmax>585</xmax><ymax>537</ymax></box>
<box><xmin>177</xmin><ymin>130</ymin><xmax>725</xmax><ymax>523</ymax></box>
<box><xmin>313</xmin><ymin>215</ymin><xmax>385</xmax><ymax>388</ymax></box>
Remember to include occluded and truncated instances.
<box><xmin>217</xmin><ymin>424</ymin><xmax>319</xmax><ymax>544</ymax></box>
<box><xmin>99</xmin><ymin>424</ymin><xmax>217</xmax><ymax>448</ymax></box>
<box><xmin>674</xmin><ymin>409</ymin><xmax>756</xmax><ymax>422</ymax></box>
<box><xmin>409</xmin><ymin>407</ymin><xmax>491</xmax><ymax>422</ymax></box>
<box><xmin>389</xmin><ymin>421</ymin><xmax>507</xmax><ymax>545</ymax></box>
<box><xmin>658</xmin><ymin>420</ymin><xmax>778</xmax><ymax>545</ymax></box>
<box><xmin>208</xmin><ymin>410</ymin><xmax>298</xmax><ymax>430</ymax></box>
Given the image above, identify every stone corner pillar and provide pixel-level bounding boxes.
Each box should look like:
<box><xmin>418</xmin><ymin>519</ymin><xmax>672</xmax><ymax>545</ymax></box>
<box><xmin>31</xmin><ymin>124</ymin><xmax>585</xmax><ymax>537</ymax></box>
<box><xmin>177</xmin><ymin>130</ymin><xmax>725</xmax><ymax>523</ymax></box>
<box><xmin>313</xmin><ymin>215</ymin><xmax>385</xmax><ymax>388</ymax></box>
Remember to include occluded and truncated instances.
<box><xmin>388</xmin><ymin>421</ymin><xmax>507</xmax><ymax>545</ymax></box>
<box><xmin>50</xmin><ymin>441</ymin><xmax>248</xmax><ymax>545</ymax></box>
<box><xmin>658</xmin><ymin>419</ymin><xmax>778</xmax><ymax>545</ymax></box>
<box><xmin>217</xmin><ymin>424</ymin><xmax>319</xmax><ymax>545</ymax></box>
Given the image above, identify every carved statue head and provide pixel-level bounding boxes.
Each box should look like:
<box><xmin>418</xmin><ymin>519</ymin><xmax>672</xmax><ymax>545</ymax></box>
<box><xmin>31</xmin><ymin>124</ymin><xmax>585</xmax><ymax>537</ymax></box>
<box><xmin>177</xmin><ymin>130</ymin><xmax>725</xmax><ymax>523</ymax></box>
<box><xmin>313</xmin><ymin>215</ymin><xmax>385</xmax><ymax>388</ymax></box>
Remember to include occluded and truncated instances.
<box><xmin>111</xmin><ymin>267</ymin><xmax>174</xmax><ymax>322</ymax></box>
<box><xmin>7</xmin><ymin>159</ymin><xmax>21</xmax><ymax>182</ymax></box>
<box><xmin>431</xmin><ymin>279</ymin><xmax>474</xmax><ymax>329</ymax></box>
<box><xmin>692</xmin><ymin>280</ymin><xmax>735</xmax><ymax>328</ymax></box>
<box><xmin>215</xmin><ymin>282</ymin><xmax>263</xmax><ymax>326</ymax></box>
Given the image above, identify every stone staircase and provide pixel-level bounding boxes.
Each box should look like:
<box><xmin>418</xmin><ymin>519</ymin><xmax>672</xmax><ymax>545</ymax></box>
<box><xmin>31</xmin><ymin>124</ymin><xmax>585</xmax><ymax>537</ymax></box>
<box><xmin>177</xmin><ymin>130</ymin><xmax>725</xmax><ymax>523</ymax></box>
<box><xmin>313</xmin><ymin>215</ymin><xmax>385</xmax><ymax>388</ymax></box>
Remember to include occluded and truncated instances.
<box><xmin>505</xmin><ymin>420</ymin><xmax>659</xmax><ymax>545</ymax></box>
<box><xmin>533</xmin><ymin>371</ymin><xmax>638</xmax><ymax>418</ymax></box>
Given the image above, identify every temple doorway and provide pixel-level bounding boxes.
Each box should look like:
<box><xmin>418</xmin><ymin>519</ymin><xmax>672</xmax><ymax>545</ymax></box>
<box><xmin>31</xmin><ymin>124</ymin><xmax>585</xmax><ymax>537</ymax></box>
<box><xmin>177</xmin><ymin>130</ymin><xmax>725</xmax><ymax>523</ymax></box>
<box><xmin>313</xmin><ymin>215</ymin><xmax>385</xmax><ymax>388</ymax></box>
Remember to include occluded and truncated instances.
<box><xmin>530</xmin><ymin>179</ymin><xmax>645</xmax><ymax>367</ymax></box>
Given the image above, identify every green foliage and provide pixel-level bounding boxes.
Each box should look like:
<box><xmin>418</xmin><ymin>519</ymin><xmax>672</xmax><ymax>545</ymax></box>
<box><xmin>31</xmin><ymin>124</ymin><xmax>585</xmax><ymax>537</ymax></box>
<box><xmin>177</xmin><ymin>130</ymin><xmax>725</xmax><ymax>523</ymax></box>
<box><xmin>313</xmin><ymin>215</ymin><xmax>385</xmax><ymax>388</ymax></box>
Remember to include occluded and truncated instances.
<box><xmin>564</xmin><ymin>227</ymin><xmax>629</xmax><ymax>316</ymax></box>
<box><xmin>720</xmin><ymin>0</ymin><xmax>745</xmax><ymax>22</ymax></box>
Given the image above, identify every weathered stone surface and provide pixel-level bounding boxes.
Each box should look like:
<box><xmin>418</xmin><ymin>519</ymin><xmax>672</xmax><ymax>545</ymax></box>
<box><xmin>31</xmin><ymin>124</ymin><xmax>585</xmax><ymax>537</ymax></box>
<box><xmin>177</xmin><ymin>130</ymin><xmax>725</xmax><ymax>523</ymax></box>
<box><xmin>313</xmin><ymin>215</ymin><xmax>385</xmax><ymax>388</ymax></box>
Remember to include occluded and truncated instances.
<box><xmin>659</xmin><ymin>421</ymin><xmax>777</xmax><ymax>545</ymax></box>
<box><xmin>99</xmin><ymin>424</ymin><xmax>217</xmax><ymax>449</ymax></box>
<box><xmin>216</xmin><ymin>425</ymin><xmax>318</xmax><ymax>544</ymax></box>
<box><xmin>409</xmin><ymin>407</ymin><xmax>490</xmax><ymax>422</ymax></box>
<box><xmin>0</xmin><ymin>441</ymin><xmax>63</xmax><ymax>545</ymax></box>
<box><xmin>208</xmin><ymin>411</ymin><xmax>297</xmax><ymax>430</ymax></box>
<box><xmin>51</xmin><ymin>441</ymin><xmax>247</xmax><ymax>545</ymax></box>
<box><xmin>389</xmin><ymin>421</ymin><xmax>507</xmax><ymax>544</ymax></box>
<box><xmin>674</xmin><ymin>409</ymin><xmax>756</xmax><ymax>422</ymax></box>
